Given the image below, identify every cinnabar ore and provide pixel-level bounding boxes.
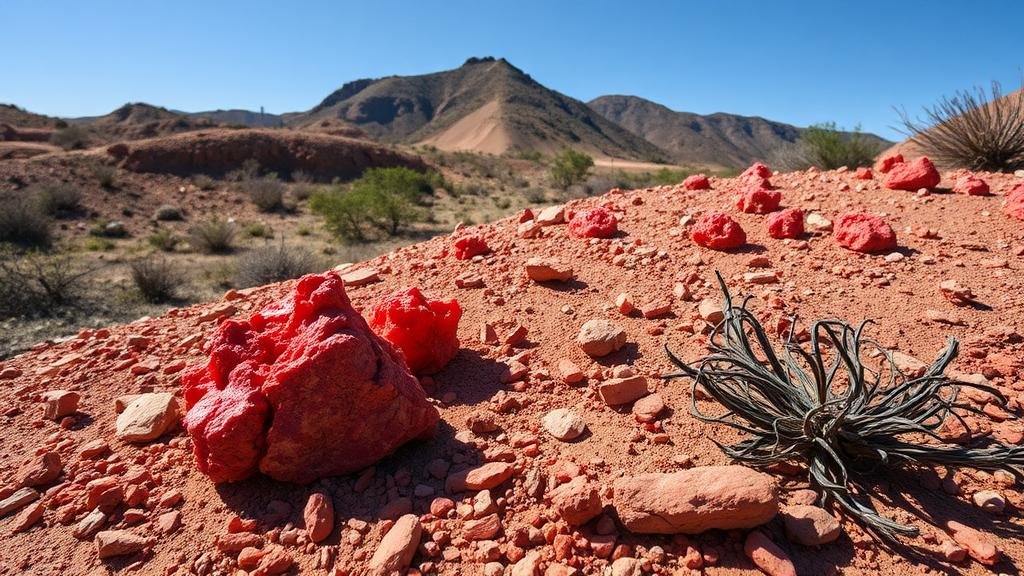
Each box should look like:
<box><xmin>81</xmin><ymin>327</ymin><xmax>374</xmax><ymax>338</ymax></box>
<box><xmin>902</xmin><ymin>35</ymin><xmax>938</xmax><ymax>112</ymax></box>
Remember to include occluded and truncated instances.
<box><xmin>681</xmin><ymin>174</ymin><xmax>711</xmax><ymax>190</ymax></box>
<box><xmin>452</xmin><ymin>234</ymin><xmax>490</xmax><ymax>260</ymax></box>
<box><xmin>766</xmin><ymin>208</ymin><xmax>804</xmax><ymax>239</ymax></box>
<box><xmin>834</xmin><ymin>213</ymin><xmax>897</xmax><ymax>253</ymax></box>
<box><xmin>569</xmin><ymin>207</ymin><xmax>618</xmax><ymax>238</ymax></box>
<box><xmin>369</xmin><ymin>287</ymin><xmax>462</xmax><ymax>375</ymax></box>
<box><xmin>735</xmin><ymin>186</ymin><xmax>782</xmax><ymax>214</ymax></box>
<box><xmin>181</xmin><ymin>272</ymin><xmax>439</xmax><ymax>483</ymax></box>
<box><xmin>691</xmin><ymin>212</ymin><xmax>746</xmax><ymax>250</ymax></box>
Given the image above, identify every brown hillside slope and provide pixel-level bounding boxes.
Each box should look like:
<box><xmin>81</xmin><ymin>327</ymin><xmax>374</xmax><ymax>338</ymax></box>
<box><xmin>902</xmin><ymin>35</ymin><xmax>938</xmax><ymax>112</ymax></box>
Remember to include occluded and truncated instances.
<box><xmin>590</xmin><ymin>95</ymin><xmax>891</xmax><ymax>170</ymax></box>
<box><xmin>291</xmin><ymin>57</ymin><xmax>669</xmax><ymax>161</ymax></box>
<box><xmin>106</xmin><ymin>128</ymin><xmax>426</xmax><ymax>179</ymax></box>
<box><xmin>0</xmin><ymin>167</ymin><xmax>1021</xmax><ymax>575</ymax></box>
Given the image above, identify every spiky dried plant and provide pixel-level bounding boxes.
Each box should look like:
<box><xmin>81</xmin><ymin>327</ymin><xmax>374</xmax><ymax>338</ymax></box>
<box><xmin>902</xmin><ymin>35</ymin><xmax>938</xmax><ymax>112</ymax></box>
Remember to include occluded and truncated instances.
<box><xmin>898</xmin><ymin>81</ymin><xmax>1024</xmax><ymax>172</ymax></box>
<box><xmin>664</xmin><ymin>273</ymin><xmax>1024</xmax><ymax>541</ymax></box>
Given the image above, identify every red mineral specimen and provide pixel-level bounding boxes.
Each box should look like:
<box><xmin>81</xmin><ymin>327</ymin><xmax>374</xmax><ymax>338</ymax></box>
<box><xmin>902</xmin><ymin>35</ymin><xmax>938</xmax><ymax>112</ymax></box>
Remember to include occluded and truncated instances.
<box><xmin>369</xmin><ymin>287</ymin><xmax>462</xmax><ymax>375</ymax></box>
<box><xmin>735</xmin><ymin>186</ymin><xmax>782</xmax><ymax>214</ymax></box>
<box><xmin>855</xmin><ymin>167</ymin><xmax>873</xmax><ymax>180</ymax></box>
<box><xmin>1005</xmin><ymin>184</ymin><xmax>1024</xmax><ymax>221</ymax></box>
<box><xmin>691</xmin><ymin>212</ymin><xmax>746</xmax><ymax>250</ymax></box>
<box><xmin>741</xmin><ymin>162</ymin><xmax>773</xmax><ymax>180</ymax></box>
<box><xmin>452</xmin><ymin>234</ymin><xmax>490</xmax><ymax>260</ymax></box>
<box><xmin>952</xmin><ymin>174</ymin><xmax>990</xmax><ymax>196</ymax></box>
<box><xmin>877</xmin><ymin>154</ymin><xmax>904</xmax><ymax>173</ymax></box>
<box><xmin>681</xmin><ymin>174</ymin><xmax>711</xmax><ymax>190</ymax></box>
<box><xmin>884</xmin><ymin>157</ymin><xmax>940</xmax><ymax>190</ymax></box>
<box><xmin>834</xmin><ymin>213</ymin><xmax>897</xmax><ymax>253</ymax></box>
<box><xmin>568</xmin><ymin>207</ymin><xmax>618</xmax><ymax>238</ymax></box>
<box><xmin>182</xmin><ymin>272</ymin><xmax>439</xmax><ymax>484</ymax></box>
<box><xmin>766</xmin><ymin>208</ymin><xmax>804</xmax><ymax>239</ymax></box>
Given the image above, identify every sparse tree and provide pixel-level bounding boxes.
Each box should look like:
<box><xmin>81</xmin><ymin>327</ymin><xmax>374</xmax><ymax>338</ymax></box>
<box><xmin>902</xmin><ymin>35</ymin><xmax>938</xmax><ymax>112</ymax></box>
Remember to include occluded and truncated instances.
<box><xmin>549</xmin><ymin>149</ymin><xmax>594</xmax><ymax>189</ymax></box>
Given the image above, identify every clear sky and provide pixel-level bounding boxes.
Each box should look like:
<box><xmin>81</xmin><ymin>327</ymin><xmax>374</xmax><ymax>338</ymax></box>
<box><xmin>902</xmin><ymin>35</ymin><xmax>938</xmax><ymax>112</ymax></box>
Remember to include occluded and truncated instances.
<box><xmin>3</xmin><ymin>0</ymin><xmax>1022</xmax><ymax>140</ymax></box>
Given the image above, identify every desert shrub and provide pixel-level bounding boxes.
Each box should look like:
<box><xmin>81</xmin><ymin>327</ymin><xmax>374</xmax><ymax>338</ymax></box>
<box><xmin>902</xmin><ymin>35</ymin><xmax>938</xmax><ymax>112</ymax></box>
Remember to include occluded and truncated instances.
<box><xmin>91</xmin><ymin>163</ymin><xmax>118</xmax><ymax>188</ymax></box>
<box><xmin>799</xmin><ymin>122</ymin><xmax>881</xmax><ymax>169</ymax></box>
<box><xmin>129</xmin><ymin>258</ymin><xmax>180</xmax><ymax>303</ymax></box>
<box><xmin>34</xmin><ymin>183</ymin><xmax>82</xmax><ymax>217</ymax></box>
<box><xmin>243</xmin><ymin>176</ymin><xmax>285</xmax><ymax>212</ymax></box>
<box><xmin>192</xmin><ymin>174</ymin><xmax>216</xmax><ymax>190</ymax></box>
<box><xmin>153</xmin><ymin>204</ymin><xmax>183</xmax><ymax>221</ymax></box>
<box><xmin>290</xmin><ymin>169</ymin><xmax>312</xmax><ymax>184</ymax></box>
<box><xmin>311</xmin><ymin>167</ymin><xmax>437</xmax><ymax>241</ymax></box>
<box><xmin>291</xmin><ymin>183</ymin><xmax>315</xmax><ymax>202</ymax></box>
<box><xmin>549</xmin><ymin>149</ymin><xmax>594</xmax><ymax>189</ymax></box>
<box><xmin>234</xmin><ymin>242</ymin><xmax>320</xmax><ymax>288</ymax></box>
<box><xmin>90</xmin><ymin>220</ymin><xmax>126</xmax><ymax>238</ymax></box>
<box><xmin>899</xmin><ymin>81</ymin><xmax>1024</xmax><ymax>171</ymax></box>
<box><xmin>189</xmin><ymin>218</ymin><xmax>236</xmax><ymax>253</ymax></box>
<box><xmin>296</xmin><ymin>224</ymin><xmax>312</xmax><ymax>237</ymax></box>
<box><xmin>493</xmin><ymin>197</ymin><xmax>512</xmax><ymax>210</ymax></box>
<box><xmin>49</xmin><ymin>125</ymin><xmax>90</xmax><ymax>150</ymax></box>
<box><xmin>0</xmin><ymin>251</ymin><xmax>91</xmax><ymax>318</ymax></box>
<box><xmin>524</xmin><ymin>188</ymin><xmax>547</xmax><ymax>204</ymax></box>
<box><xmin>148</xmin><ymin>229</ymin><xmax>179</xmax><ymax>252</ymax></box>
<box><xmin>226</xmin><ymin>158</ymin><xmax>261</xmax><ymax>182</ymax></box>
<box><xmin>243</xmin><ymin>222</ymin><xmax>274</xmax><ymax>238</ymax></box>
<box><xmin>0</xmin><ymin>192</ymin><xmax>52</xmax><ymax>248</ymax></box>
<box><xmin>84</xmin><ymin>237</ymin><xmax>115</xmax><ymax>251</ymax></box>
<box><xmin>514</xmin><ymin>149</ymin><xmax>545</xmax><ymax>163</ymax></box>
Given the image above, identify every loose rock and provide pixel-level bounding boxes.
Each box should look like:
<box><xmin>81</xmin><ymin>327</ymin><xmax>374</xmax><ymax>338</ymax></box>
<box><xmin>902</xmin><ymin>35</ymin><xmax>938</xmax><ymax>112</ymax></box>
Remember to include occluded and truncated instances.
<box><xmin>368</xmin><ymin>514</ymin><xmax>421</xmax><ymax>576</ymax></box>
<box><xmin>116</xmin><ymin>392</ymin><xmax>180</xmax><ymax>443</ymax></box>
<box><xmin>541</xmin><ymin>408</ymin><xmax>587</xmax><ymax>441</ymax></box>
<box><xmin>525</xmin><ymin>257</ymin><xmax>574</xmax><ymax>282</ymax></box>
<box><xmin>95</xmin><ymin>530</ymin><xmax>155</xmax><ymax>559</ymax></box>
<box><xmin>744</xmin><ymin>530</ymin><xmax>797</xmax><ymax>576</ymax></box>
<box><xmin>577</xmin><ymin>319</ymin><xmax>627</xmax><ymax>357</ymax></box>
<box><xmin>303</xmin><ymin>492</ymin><xmax>334</xmax><ymax>543</ymax></box>
<box><xmin>781</xmin><ymin>505</ymin><xmax>841</xmax><ymax>545</ymax></box>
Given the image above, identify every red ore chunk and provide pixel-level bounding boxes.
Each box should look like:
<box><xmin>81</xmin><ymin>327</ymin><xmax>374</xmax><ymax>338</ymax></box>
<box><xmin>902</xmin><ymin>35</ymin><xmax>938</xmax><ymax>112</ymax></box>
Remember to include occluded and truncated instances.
<box><xmin>568</xmin><ymin>207</ymin><xmax>618</xmax><ymax>238</ymax></box>
<box><xmin>877</xmin><ymin>153</ymin><xmax>904</xmax><ymax>173</ymax></box>
<box><xmin>182</xmin><ymin>272</ymin><xmax>439</xmax><ymax>484</ymax></box>
<box><xmin>766</xmin><ymin>208</ymin><xmax>804</xmax><ymax>239</ymax></box>
<box><xmin>369</xmin><ymin>287</ymin><xmax>462</xmax><ymax>375</ymax></box>
<box><xmin>953</xmin><ymin>174</ymin><xmax>990</xmax><ymax>196</ymax></box>
<box><xmin>855</xmin><ymin>167</ymin><xmax>873</xmax><ymax>180</ymax></box>
<box><xmin>1004</xmin><ymin>184</ymin><xmax>1024</xmax><ymax>221</ymax></box>
<box><xmin>884</xmin><ymin>157</ymin><xmax>940</xmax><ymax>190</ymax></box>
<box><xmin>452</xmin><ymin>234</ymin><xmax>490</xmax><ymax>260</ymax></box>
<box><xmin>735</xmin><ymin>186</ymin><xmax>782</xmax><ymax>214</ymax></box>
<box><xmin>834</xmin><ymin>213</ymin><xmax>897</xmax><ymax>253</ymax></box>
<box><xmin>681</xmin><ymin>174</ymin><xmax>711</xmax><ymax>190</ymax></box>
<box><xmin>691</xmin><ymin>212</ymin><xmax>746</xmax><ymax>251</ymax></box>
<box><xmin>741</xmin><ymin>162</ymin><xmax>773</xmax><ymax>179</ymax></box>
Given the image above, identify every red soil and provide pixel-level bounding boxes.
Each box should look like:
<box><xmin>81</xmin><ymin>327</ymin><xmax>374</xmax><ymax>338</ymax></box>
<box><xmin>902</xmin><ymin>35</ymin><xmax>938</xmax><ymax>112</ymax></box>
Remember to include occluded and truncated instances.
<box><xmin>1</xmin><ymin>168</ymin><xmax>1023</xmax><ymax>575</ymax></box>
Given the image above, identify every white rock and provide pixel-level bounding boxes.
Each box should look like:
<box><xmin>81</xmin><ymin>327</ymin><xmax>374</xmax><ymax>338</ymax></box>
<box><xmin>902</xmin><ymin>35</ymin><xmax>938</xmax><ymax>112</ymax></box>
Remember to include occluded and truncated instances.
<box><xmin>541</xmin><ymin>408</ymin><xmax>587</xmax><ymax>441</ymax></box>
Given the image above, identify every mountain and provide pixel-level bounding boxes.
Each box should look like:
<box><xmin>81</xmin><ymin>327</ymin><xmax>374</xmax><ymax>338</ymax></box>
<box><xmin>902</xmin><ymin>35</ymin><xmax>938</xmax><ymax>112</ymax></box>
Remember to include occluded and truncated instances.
<box><xmin>186</xmin><ymin>109</ymin><xmax>284</xmax><ymax>128</ymax></box>
<box><xmin>589</xmin><ymin>95</ymin><xmax>891</xmax><ymax>170</ymax></box>
<box><xmin>0</xmin><ymin>104</ymin><xmax>63</xmax><ymax>129</ymax></box>
<box><xmin>290</xmin><ymin>57</ymin><xmax>668</xmax><ymax>161</ymax></box>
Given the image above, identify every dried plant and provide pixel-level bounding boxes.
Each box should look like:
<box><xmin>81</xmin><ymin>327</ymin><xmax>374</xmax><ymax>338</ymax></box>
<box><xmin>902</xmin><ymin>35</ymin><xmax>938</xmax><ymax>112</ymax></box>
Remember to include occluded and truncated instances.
<box><xmin>898</xmin><ymin>81</ymin><xmax>1024</xmax><ymax>172</ymax></box>
<box><xmin>665</xmin><ymin>272</ymin><xmax>1024</xmax><ymax>541</ymax></box>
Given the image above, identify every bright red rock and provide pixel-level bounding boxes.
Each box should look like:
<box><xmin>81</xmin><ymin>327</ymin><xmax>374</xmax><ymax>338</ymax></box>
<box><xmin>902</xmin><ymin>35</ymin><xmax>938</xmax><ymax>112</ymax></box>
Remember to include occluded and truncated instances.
<box><xmin>569</xmin><ymin>207</ymin><xmax>618</xmax><ymax>238</ymax></box>
<box><xmin>855</xmin><ymin>167</ymin><xmax>873</xmax><ymax>180</ymax></box>
<box><xmin>735</xmin><ymin>186</ymin><xmax>782</xmax><ymax>214</ymax></box>
<box><xmin>452</xmin><ymin>234</ymin><xmax>490</xmax><ymax>260</ymax></box>
<box><xmin>1005</xmin><ymin>184</ymin><xmax>1024</xmax><ymax>221</ymax></box>
<box><xmin>834</xmin><ymin>213</ymin><xmax>897</xmax><ymax>253</ymax></box>
<box><xmin>691</xmin><ymin>212</ymin><xmax>746</xmax><ymax>251</ymax></box>
<box><xmin>681</xmin><ymin>174</ymin><xmax>711</xmax><ymax>190</ymax></box>
<box><xmin>952</xmin><ymin>174</ymin><xmax>990</xmax><ymax>196</ymax></box>
<box><xmin>878</xmin><ymin>154</ymin><xmax>904</xmax><ymax>173</ymax></box>
<box><xmin>884</xmin><ymin>157</ymin><xmax>940</xmax><ymax>190</ymax></box>
<box><xmin>182</xmin><ymin>272</ymin><xmax>439</xmax><ymax>483</ymax></box>
<box><xmin>741</xmin><ymin>162</ymin><xmax>772</xmax><ymax>179</ymax></box>
<box><xmin>369</xmin><ymin>287</ymin><xmax>462</xmax><ymax>375</ymax></box>
<box><xmin>766</xmin><ymin>208</ymin><xmax>804</xmax><ymax>239</ymax></box>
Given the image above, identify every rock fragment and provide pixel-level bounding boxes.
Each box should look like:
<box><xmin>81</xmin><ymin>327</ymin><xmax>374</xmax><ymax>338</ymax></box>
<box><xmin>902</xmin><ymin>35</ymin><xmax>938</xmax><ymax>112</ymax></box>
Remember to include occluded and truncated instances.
<box><xmin>368</xmin><ymin>514</ymin><xmax>421</xmax><ymax>576</ymax></box>
<box><xmin>550</xmin><ymin>476</ymin><xmax>603</xmax><ymax>526</ymax></box>
<box><xmin>598</xmin><ymin>376</ymin><xmax>649</xmax><ymax>406</ymax></box>
<box><xmin>525</xmin><ymin>257</ymin><xmax>574</xmax><ymax>282</ymax></box>
<box><xmin>577</xmin><ymin>319</ymin><xmax>626</xmax><ymax>357</ymax></box>
<box><xmin>541</xmin><ymin>408</ymin><xmax>587</xmax><ymax>441</ymax></box>
<box><xmin>0</xmin><ymin>487</ymin><xmax>39</xmax><ymax>518</ymax></box>
<box><xmin>42</xmin><ymin>390</ymin><xmax>80</xmax><ymax>420</ymax></box>
<box><xmin>303</xmin><ymin>492</ymin><xmax>334</xmax><ymax>543</ymax></box>
<box><xmin>116</xmin><ymin>392</ymin><xmax>179</xmax><ymax>443</ymax></box>
<box><xmin>95</xmin><ymin>530</ymin><xmax>155</xmax><ymax>559</ymax></box>
<box><xmin>744</xmin><ymin>530</ymin><xmax>796</xmax><ymax>576</ymax></box>
<box><xmin>781</xmin><ymin>505</ymin><xmax>841</xmax><ymax>545</ymax></box>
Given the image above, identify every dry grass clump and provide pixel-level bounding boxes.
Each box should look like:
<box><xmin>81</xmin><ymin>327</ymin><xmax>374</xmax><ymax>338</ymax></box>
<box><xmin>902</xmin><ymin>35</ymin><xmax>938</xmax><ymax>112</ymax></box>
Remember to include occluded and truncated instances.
<box><xmin>129</xmin><ymin>258</ymin><xmax>180</xmax><ymax>303</ymax></box>
<box><xmin>189</xmin><ymin>218</ymin><xmax>236</xmax><ymax>254</ymax></box>
<box><xmin>234</xmin><ymin>242</ymin><xmax>320</xmax><ymax>288</ymax></box>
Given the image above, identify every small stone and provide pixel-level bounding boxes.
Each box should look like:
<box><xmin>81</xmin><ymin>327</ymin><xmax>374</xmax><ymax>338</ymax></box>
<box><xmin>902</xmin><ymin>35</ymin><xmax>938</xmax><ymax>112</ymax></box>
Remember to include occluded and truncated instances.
<box><xmin>11</xmin><ymin>502</ymin><xmax>44</xmax><ymax>532</ymax></box>
<box><xmin>472</xmin><ymin>490</ymin><xmax>498</xmax><ymax>518</ymax></box>
<box><xmin>805</xmin><ymin>213</ymin><xmax>833</xmax><ymax>232</ymax></box>
<box><xmin>537</xmin><ymin>205</ymin><xmax>565</xmax><ymax>226</ymax></box>
<box><xmin>550</xmin><ymin>476</ymin><xmax>603</xmax><ymax>526</ymax></box>
<box><xmin>74</xmin><ymin>509</ymin><xmax>107</xmax><ymax>539</ymax></box>
<box><xmin>42</xmin><ymin>390</ymin><xmax>80</xmax><ymax>420</ymax></box>
<box><xmin>525</xmin><ymin>257</ymin><xmax>574</xmax><ymax>282</ymax></box>
<box><xmin>972</xmin><ymin>490</ymin><xmax>1005</xmax><ymax>514</ymax></box>
<box><xmin>782</xmin><ymin>505</ymin><xmax>841</xmax><ymax>545</ymax></box>
<box><xmin>615</xmin><ymin>293</ymin><xmax>634</xmax><ymax>315</ymax></box>
<box><xmin>640</xmin><ymin>301</ymin><xmax>672</xmax><ymax>319</ymax></box>
<box><xmin>446</xmin><ymin>462</ymin><xmax>514</xmax><ymax>492</ymax></box>
<box><xmin>156</xmin><ymin>510</ymin><xmax>182</xmax><ymax>534</ymax></box>
<box><xmin>0</xmin><ymin>487</ymin><xmax>39</xmax><ymax>518</ymax></box>
<box><xmin>744</xmin><ymin>531</ymin><xmax>797</xmax><ymax>576</ymax></box>
<box><xmin>557</xmin><ymin>359</ymin><xmax>584</xmax><ymax>384</ymax></box>
<box><xmin>368</xmin><ymin>514</ymin><xmax>421</xmax><ymax>576</ymax></box>
<box><xmin>339</xmin><ymin>267</ymin><xmax>379</xmax><ymax>287</ymax></box>
<box><xmin>115</xmin><ymin>392</ymin><xmax>179</xmax><ymax>443</ymax></box>
<box><xmin>577</xmin><ymin>319</ymin><xmax>627</xmax><ymax>357</ymax></box>
<box><xmin>78</xmin><ymin>439</ymin><xmax>110</xmax><ymax>460</ymax></box>
<box><xmin>610</xmin><ymin>557</ymin><xmax>643</xmax><ymax>576</ymax></box>
<box><xmin>463</xmin><ymin>513</ymin><xmax>502</xmax><ymax>540</ymax></box>
<box><xmin>598</xmin><ymin>376</ymin><xmax>650</xmax><ymax>406</ymax></box>
<box><xmin>467</xmin><ymin>410</ymin><xmax>499</xmax><ymax>434</ymax></box>
<box><xmin>631</xmin><ymin>394</ymin><xmax>665</xmax><ymax>422</ymax></box>
<box><xmin>95</xmin><ymin>530</ymin><xmax>155</xmax><ymax>559</ymax></box>
<box><xmin>744</xmin><ymin>271</ymin><xmax>778</xmax><ymax>284</ymax></box>
<box><xmin>303</xmin><ymin>492</ymin><xmax>334</xmax><ymax>543</ymax></box>
<box><xmin>698</xmin><ymin>298</ymin><xmax>724</xmax><ymax>324</ymax></box>
<box><xmin>947</xmin><ymin>520</ymin><xmax>1000</xmax><ymax>566</ymax></box>
<box><xmin>939</xmin><ymin>279</ymin><xmax>975</xmax><ymax>306</ymax></box>
<box><xmin>16</xmin><ymin>452</ymin><xmax>62</xmax><ymax>487</ymax></box>
<box><xmin>541</xmin><ymin>408</ymin><xmax>587</xmax><ymax>441</ymax></box>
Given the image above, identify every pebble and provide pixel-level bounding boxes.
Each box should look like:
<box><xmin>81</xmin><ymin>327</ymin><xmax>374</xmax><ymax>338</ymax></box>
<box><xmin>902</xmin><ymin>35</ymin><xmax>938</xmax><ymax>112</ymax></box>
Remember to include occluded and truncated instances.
<box><xmin>781</xmin><ymin>504</ymin><xmax>841</xmax><ymax>545</ymax></box>
<box><xmin>95</xmin><ymin>530</ymin><xmax>156</xmax><ymax>559</ymax></box>
<box><xmin>16</xmin><ymin>452</ymin><xmax>62</xmax><ymax>487</ymax></box>
<box><xmin>541</xmin><ymin>408</ymin><xmax>587</xmax><ymax>441</ymax></box>
<box><xmin>744</xmin><ymin>530</ymin><xmax>797</xmax><ymax>576</ymax></box>
<box><xmin>463</xmin><ymin>513</ymin><xmax>501</xmax><ymax>540</ymax></box>
<box><xmin>0</xmin><ymin>487</ymin><xmax>39</xmax><ymax>517</ymax></box>
<box><xmin>947</xmin><ymin>520</ymin><xmax>1000</xmax><ymax>565</ymax></box>
<box><xmin>42</xmin><ymin>390</ymin><xmax>80</xmax><ymax>420</ymax></box>
<box><xmin>446</xmin><ymin>462</ymin><xmax>514</xmax><ymax>492</ymax></box>
<box><xmin>536</xmin><ymin>205</ymin><xmax>565</xmax><ymax>225</ymax></box>
<box><xmin>115</xmin><ymin>392</ymin><xmax>180</xmax><ymax>443</ymax></box>
<box><xmin>610</xmin><ymin>557</ymin><xmax>643</xmax><ymax>576</ymax></box>
<box><xmin>557</xmin><ymin>359</ymin><xmax>584</xmax><ymax>384</ymax></box>
<box><xmin>368</xmin><ymin>514</ymin><xmax>421</xmax><ymax>575</ymax></box>
<box><xmin>74</xmin><ymin>509</ymin><xmax>107</xmax><ymax>539</ymax></box>
<box><xmin>339</xmin><ymin>267</ymin><xmax>379</xmax><ymax>286</ymax></box>
<box><xmin>631</xmin><ymin>394</ymin><xmax>665</xmax><ymax>422</ymax></box>
<box><xmin>550</xmin><ymin>476</ymin><xmax>603</xmax><ymax>525</ymax></box>
<box><xmin>615</xmin><ymin>293</ymin><xmax>634</xmax><ymax>315</ymax></box>
<box><xmin>598</xmin><ymin>376</ymin><xmax>650</xmax><ymax>406</ymax></box>
<box><xmin>525</xmin><ymin>257</ymin><xmax>574</xmax><ymax>282</ymax></box>
<box><xmin>11</xmin><ymin>501</ymin><xmax>44</xmax><ymax>532</ymax></box>
<box><xmin>577</xmin><ymin>319</ymin><xmax>627</xmax><ymax>357</ymax></box>
<box><xmin>972</xmin><ymin>490</ymin><xmax>1005</xmax><ymax>514</ymax></box>
<box><xmin>698</xmin><ymin>298</ymin><xmax>724</xmax><ymax>324</ymax></box>
<box><xmin>303</xmin><ymin>492</ymin><xmax>334</xmax><ymax>543</ymax></box>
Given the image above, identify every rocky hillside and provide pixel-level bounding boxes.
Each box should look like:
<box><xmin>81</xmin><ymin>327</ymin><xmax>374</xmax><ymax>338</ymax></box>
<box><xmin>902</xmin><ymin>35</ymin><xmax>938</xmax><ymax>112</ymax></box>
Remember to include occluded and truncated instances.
<box><xmin>589</xmin><ymin>95</ymin><xmax>891</xmax><ymax>170</ymax></box>
<box><xmin>290</xmin><ymin>58</ymin><xmax>668</xmax><ymax>161</ymax></box>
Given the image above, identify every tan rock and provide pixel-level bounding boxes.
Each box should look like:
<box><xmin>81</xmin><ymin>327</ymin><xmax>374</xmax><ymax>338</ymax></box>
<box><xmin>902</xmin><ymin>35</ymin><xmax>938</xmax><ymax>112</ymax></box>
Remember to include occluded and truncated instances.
<box><xmin>536</xmin><ymin>205</ymin><xmax>565</xmax><ymax>226</ymax></box>
<box><xmin>577</xmin><ymin>319</ymin><xmax>627</xmax><ymax>357</ymax></box>
<box><xmin>446</xmin><ymin>462</ymin><xmax>514</xmax><ymax>492</ymax></box>
<box><xmin>41</xmin><ymin>390</ymin><xmax>79</xmax><ymax>420</ymax></box>
<box><xmin>116</xmin><ymin>392</ymin><xmax>179</xmax><ymax>443</ymax></box>
<box><xmin>95</xmin><ymin>530</ymin><xmax>155</xmax><ymax>559</ymax></box>
<box><xmin>782</xmin><ymin>504</ymin><xmax>841</xmax><ymax>545</ymax></box>
<box><xmin>598</xmin><ymin>376</ymin><xmax>649</xmax><ymax>406</ymax></box>
<box><xmin>549</xmin><ymin>476</ymin><xmax>603</xmax><ymax>525</ymax></box>
<box><xmin>368</xmin><ymin>514</ymin><xmax>421</xmax><ymax>575</ymax></box>
<box><xmin>744</xmin><ymin>530</ymin><xmax>796</xmax><ymax>576</ymax></box>
<box><xmin>541</xmin><ymin>408</ymin><xmax>586</xmax><ymax>441</ymax></box>
<box><xmin>698</xmin><ymin>298</ymin><xmax>724</xmax><ymax>324</ymax></box>
<box><xmin>525</xmin><ymin>257</ymin><xmax>573</xmax><ymax>282</ymax></box>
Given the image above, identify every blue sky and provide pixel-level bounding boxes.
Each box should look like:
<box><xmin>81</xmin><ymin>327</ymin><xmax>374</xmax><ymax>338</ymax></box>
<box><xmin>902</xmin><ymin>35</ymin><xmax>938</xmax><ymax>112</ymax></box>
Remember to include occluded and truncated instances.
<box><xmin>2</xmin><ymin>1</ymin><xmax>1022</xmax><ymax>140</ymax></box>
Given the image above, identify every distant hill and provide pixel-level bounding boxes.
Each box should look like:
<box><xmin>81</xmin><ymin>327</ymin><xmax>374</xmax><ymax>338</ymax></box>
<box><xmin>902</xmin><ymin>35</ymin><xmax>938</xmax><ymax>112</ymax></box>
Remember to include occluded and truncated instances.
<box><xmin>65</xmin><ymin>103</ymin><xmax>220</xmax><ymax>141</ymax></box>
<box><xmin>290</xmin><ymin>57</ymin><xmax>668</xmax><ymax>161</ymax></box>
<box><xmin>185</xmin><ymin>109</ymin><xmax>284</xmax><ymax>128</ymax></box>
<box><xmin>0</xmin><ymin>104</ymin><xmax>62</xmax><ymax>129</ymax></box>
<box><xmin>589</xmin><ymin>95</ymin><xmax>891</xmax><ymax>170</ymax></box>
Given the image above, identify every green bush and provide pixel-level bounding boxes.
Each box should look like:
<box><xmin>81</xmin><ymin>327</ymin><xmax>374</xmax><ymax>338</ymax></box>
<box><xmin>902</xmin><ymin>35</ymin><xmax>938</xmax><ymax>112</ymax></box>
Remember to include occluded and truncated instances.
<box><xmin>243</xmin><ymin>176</ymin><xmax>285</xmax><ymax>212</ymax></box>
<box><xmin>129</xmin><ymin>257</ymin><xmax>181</xmax><ymax>303</ymax></box>
<box><xmin>35</xmin><ymin>183</ymin><xmax>82</xmax><ymax>217</ymax></box>
<box><xmin>799</xmin><ymin>122</ymin><xmax>881</xmax><ymax>169</ymax></box>
<box><xmin>243</xmin><ymin>222</ymin><xmax>274</xmax><ymax>238</ymax></box>
<box><xmin>92</xmin><ymin>163</ymin><xmax>118</xmax><ymax>188</ymax></box>
<box><xmin>189</xmin><ymin>218</ymin><xmax>236</xmax><ymax>253</ymax></box>
<box><xmin>0</xmin><ymin>192</ymin><xmax>52</xmax><ymax>248</ymax></box>
<box><xmin>234</xmin><ymin>242</ymin><xmax>320</xmax><ymax>288</ymax></box>
<box><xmin>148</xmin><ymin>229</ymin><xmax>179</xmax><ymax>252</ymax></box>
<box><xmin>311</xmin><ymin>167</ymin><xmax>438</xmax><ymax>241</ymax></box>
<box><xmin>549</xmin><ymin>149</ymin><xmax>594</xmax><ymax>189</ymax></box>
<box><xmin>49</xmin><ymin>125</ymin><xmax>90</xmax><ymax>150</ymax></box>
